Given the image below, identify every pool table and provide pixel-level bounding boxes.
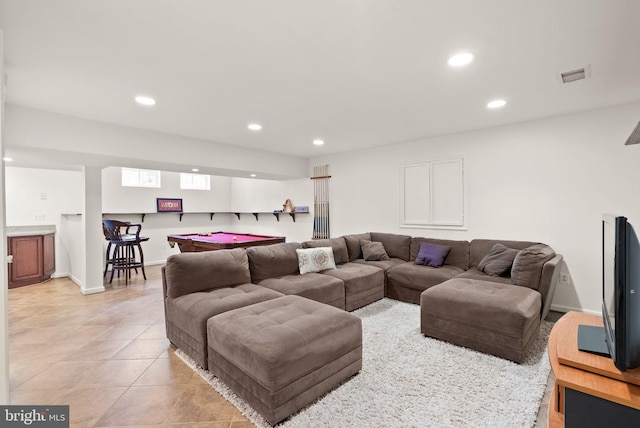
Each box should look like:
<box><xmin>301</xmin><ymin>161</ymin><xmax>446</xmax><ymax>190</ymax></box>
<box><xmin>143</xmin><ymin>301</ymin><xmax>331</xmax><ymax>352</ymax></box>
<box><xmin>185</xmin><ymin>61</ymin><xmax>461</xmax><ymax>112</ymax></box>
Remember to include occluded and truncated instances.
<box><xmin>167</xmin><ymin>231</ymin><xmax>286</xmax><ymax>252</ymax></box>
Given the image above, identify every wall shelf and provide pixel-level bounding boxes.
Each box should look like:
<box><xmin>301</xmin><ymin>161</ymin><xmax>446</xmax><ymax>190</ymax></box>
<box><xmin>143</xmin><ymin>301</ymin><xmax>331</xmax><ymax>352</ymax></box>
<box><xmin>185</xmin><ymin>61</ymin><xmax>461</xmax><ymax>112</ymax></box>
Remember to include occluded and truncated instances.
<box><xmin>102</xmin><ymin>211</ymin><xmax>308</xmax><ymax>223</ymax></box>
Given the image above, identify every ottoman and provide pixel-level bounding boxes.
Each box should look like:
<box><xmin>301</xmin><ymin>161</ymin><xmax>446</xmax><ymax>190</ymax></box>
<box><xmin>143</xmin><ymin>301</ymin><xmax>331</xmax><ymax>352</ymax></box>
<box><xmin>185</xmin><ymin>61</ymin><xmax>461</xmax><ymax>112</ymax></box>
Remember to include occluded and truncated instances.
<box><xmin>206</xmin><ymin>295</ymin><xmax>363</xmax><ymax>425</ymax></box>
<box><xmin>420</xmin><ymin>278</ymin><xmax>542</xmax><ymax>363</ymax></box>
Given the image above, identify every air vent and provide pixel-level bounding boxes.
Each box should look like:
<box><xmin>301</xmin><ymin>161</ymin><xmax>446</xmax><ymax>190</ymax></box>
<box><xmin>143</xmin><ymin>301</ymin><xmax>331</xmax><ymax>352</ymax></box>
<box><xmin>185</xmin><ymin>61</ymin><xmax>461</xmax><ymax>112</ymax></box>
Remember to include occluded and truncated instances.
<box><xmin>625</xmin><ymin>121</ymin><xmax>640</xmax><ymax>146</ymax></box>
<box><xmin>561</xmin><ymin>66</ymin><xmax>589</xmax><ymax>83</ymax></box>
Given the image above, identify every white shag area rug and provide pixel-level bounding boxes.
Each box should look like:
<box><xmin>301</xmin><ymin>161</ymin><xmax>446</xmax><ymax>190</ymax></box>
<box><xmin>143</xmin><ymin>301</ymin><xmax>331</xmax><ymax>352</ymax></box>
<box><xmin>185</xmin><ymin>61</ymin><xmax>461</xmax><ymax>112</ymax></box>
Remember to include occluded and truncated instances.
<box><xmin>176</xmin><ymin>298</ymin><xmax>552</xmax><ymax>428</ymax></box>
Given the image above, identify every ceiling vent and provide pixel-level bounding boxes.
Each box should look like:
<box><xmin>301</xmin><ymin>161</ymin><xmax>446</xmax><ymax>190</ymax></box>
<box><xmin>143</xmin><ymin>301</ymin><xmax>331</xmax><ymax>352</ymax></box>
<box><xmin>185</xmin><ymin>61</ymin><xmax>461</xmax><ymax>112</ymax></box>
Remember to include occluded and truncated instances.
<box><xmin>625</xmin><ymin>121</ymin><xmax>640</xmax><ymax>146</ymax></box>
<box><xmin>560</xmin><ymin>66</ymin><xmax>589</xmax><ymax>83</ymax></box>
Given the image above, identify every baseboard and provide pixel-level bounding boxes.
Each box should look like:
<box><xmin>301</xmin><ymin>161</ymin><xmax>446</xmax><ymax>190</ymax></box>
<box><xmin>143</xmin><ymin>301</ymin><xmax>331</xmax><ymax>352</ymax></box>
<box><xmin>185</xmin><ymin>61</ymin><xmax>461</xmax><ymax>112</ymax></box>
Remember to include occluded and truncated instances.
<box><xmin>550</xmin><ymin>303</ymin><xmax>600</xmax><ymax>316</ymax></box>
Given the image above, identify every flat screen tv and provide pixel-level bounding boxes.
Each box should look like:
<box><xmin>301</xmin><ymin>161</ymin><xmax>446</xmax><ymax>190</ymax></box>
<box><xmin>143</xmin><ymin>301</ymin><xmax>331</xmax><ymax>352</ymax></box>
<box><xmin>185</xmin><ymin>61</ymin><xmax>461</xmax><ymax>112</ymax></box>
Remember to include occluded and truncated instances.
<box><xmin>579</xmin><ymin>214</ymin><xmax>640</xmax><ymax>372</ymax></box>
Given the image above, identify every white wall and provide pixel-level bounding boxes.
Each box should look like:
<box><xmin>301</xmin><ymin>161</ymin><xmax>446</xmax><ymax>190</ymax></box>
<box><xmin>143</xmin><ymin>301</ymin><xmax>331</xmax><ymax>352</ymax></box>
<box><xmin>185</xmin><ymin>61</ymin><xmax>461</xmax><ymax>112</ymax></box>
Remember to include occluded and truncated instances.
<box><xmin>310</xmin><ymin>102</ymin><xmax>640</xmax><ymax>314</ymax></box>
<box><xmin>5</xmin><ymin>167</ymin><xmax>82</xmax><ymax>277</ymax></box>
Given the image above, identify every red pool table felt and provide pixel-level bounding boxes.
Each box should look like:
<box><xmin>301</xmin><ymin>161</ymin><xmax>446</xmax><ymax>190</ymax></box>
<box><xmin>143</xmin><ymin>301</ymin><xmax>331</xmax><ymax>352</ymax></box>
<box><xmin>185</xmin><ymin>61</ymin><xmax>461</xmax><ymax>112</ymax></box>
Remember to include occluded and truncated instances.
<box><xmin>167</xmin><ymin>232</ymin><xmax>286</xmax><ymax>252</ymax></box>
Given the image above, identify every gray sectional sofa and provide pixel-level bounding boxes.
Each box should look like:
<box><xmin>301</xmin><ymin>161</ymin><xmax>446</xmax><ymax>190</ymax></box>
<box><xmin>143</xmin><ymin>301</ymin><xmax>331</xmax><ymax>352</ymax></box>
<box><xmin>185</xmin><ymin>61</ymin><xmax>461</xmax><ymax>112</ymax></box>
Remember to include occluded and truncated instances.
<box><xmin>162</xmin><ymin>232</ymin><xmax>562</xmax><ymax>424</ymax></box>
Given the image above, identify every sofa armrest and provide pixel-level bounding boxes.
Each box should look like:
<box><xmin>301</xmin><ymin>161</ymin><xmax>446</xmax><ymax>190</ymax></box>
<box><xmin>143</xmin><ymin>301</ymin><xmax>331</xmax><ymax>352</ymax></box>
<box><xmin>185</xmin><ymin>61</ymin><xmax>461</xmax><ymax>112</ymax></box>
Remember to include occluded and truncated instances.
<box><xmin>538</xmin><ymin>254</ymin><xmax>563</xmax><ymax>320</ymax></box>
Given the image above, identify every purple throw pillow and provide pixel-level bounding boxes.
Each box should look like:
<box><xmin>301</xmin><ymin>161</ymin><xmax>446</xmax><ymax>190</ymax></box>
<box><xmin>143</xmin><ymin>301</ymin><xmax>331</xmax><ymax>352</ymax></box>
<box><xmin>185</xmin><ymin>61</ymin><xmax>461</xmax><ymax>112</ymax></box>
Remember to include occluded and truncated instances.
<box><xmin>415</xmin><ymin>242</ymin><xmax>451</xmax><ymax>267</ymax></box>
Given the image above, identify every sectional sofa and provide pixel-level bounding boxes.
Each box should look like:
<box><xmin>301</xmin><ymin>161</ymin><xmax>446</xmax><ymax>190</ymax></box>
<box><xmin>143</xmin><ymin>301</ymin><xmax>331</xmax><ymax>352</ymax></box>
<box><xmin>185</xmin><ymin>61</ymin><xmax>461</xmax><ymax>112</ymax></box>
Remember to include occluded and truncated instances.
<box><xmin>161</xmin><ymin>232</ymin><xmax>562</xmax><ymax>423</ymax></box>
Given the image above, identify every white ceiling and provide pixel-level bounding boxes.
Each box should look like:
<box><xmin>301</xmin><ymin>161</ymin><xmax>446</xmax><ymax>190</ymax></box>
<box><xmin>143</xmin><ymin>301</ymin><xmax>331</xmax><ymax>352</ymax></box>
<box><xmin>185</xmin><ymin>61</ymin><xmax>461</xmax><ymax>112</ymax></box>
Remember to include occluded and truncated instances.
<box><xmin>1</xmin><ymin>0</ymin><xmax>640</xmax><ymax>159</ymax></box>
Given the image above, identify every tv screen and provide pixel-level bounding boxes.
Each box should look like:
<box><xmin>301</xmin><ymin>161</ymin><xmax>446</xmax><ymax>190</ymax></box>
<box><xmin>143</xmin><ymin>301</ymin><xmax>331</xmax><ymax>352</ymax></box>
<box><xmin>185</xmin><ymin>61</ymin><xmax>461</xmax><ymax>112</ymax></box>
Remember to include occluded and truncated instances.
<box><xmin>601</xmin><ymin>214</ymin><xmax>640</xmax><ymax>372</ymax></box>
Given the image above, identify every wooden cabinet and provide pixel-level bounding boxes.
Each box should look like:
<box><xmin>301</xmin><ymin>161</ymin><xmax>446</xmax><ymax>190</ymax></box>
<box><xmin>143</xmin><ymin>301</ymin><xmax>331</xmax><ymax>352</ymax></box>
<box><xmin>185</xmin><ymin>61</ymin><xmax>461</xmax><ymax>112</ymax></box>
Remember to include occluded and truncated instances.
<box><xmin>8</xmin><ymin>233</ymin><xmax>55</xmax><ymax>288</ymax></box>
<box><xmin>548</xmin><ymin>311</ymin><xmax>640</xmax><ymax>427</ymax></box>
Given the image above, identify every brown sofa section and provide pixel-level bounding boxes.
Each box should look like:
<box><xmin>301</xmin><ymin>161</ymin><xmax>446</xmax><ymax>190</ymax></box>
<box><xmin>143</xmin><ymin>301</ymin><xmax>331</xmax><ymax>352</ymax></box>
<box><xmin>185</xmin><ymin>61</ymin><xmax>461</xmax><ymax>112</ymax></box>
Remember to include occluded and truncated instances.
<box><xmin>302</xmin><ymin>237</ymin><xmax>385</xmax><ymax>311</ymax></box>
<box><xmin>163</xmin><ymin>249</ymin><xmax>283</xmax><ymax>368</ymax></box>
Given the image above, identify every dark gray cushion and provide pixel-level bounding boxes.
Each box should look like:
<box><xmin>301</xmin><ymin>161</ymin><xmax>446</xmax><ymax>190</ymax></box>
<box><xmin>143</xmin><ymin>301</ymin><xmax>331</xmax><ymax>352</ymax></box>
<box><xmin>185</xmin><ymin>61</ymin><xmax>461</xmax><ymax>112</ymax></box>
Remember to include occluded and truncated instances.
<box><xmin>247</xmin><ymin>242</ymin><xmax>301</xmax><ymax>282</ymax></box>
<box><xmin>511</xmin><ymin>244</ymin><xmax>556</xmax><ymax>290</ymax></box>
<box><xmin>301</xmin><ymin>238</ymin><xmax>349</xmax><ymax>264</ymax></box>
<box><xmin>343</xmin><ymin>233</ymin><xmax>371</xmax><ymax>261</ymax></box>
<box><xmin>478</xmin><ymin>243</ymin><xmax>519</xmax><ymax>276</ymax></box>
<box><xmin>165</xmin><ymin>248</ymin><xmax>251</xmax><ymax>298</ymax></box>
<box><xmin>360</xmin><ymin>240</ymin><xmax>390</xmax><ymax>261</ymax></box>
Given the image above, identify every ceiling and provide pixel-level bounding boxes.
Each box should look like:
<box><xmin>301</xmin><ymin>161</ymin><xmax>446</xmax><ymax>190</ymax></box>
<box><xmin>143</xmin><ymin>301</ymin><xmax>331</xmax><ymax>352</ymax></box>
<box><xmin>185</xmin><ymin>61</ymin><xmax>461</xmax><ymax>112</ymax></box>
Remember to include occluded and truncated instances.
<box><xmin>1</xmin><ymin>0</ymin><xmax>640</xmax><ymax>160</ymax></box>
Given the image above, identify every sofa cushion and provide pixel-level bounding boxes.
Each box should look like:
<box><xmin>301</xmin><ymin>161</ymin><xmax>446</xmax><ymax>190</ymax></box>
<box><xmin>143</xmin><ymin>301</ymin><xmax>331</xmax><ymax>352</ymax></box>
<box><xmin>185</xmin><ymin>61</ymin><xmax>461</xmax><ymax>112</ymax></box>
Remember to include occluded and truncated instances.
<box><xmin>257</xmin><ymin>274</ymin><xmax>345</xmax><ymax>309</ymax></box>
<box><xmin>415</xmin><ymin>242</ymin><xmax>451</xmax><ymax>267</ymax></box>
<box><xmin>511</xmin><ymin>244</ymin><xmax>556</xmax><ymax>290</ymax></box>
<box><xmin>478</xmin><ymin>243</ymin><xmax>519</xmax><ymax>276</ymax></box>
<box><xmin>410</xmin><ymin>238</ymin><xmax>469</xmax><ymax>270</ymax></box>
<box><xmin>342</xmin><ymin>233</ymin><xmax>371</xmax><ymax>261</ymax></box>
<box><xmin>360</xmin><ymin>240</ymin><xmax>390</xmax><ymax>261</ymax></box>
<box><xmin>247</xmin><ymin>242</ymin><xmax>301</xmax><ymax>282</ymax></box>
<box><xmin>302</xmin><ymin>238</ymin><xmax>349</xmax><ymax>264</ymax></box>
<box><xmin>468</xmin><ymin>239</ymin><xmax>537</xmax><ymax>269</ymax></box>
<box><xmin>370</xmin><ymin>232</ymin><xmax>411</xmax><ymax>261</ymax></box>
<box><xmin>353</xmin><ymin>258</ymin><xmax>407</xmax><ymax>272</ymax></box>
<box><xmin>455</xmin><ymin>267</ymin><xmax>513</xmax><ymax>284</ymax></box>
<box><xmin>165</xmin><ymin>283</ymin><xmax>283</xmax><ymax>367</ymax></box>
<box><xmin>165</xmin><ymin>248</ymin><xmax>251</xmax><ymax>298</ymax></box>
<box><xmin>320</xmin><ymin>262</ymin><xmax>385</xmax><ymax>311</ymax></box>
<box><xmin>387</xmin><ymin>262</ymin><xmax>464</xmax><ymax>293</ymax></box>
<box><xmin>296</xmin><ymin>247</ymin><xmax>336</xmax><ymax>274</ymax></box>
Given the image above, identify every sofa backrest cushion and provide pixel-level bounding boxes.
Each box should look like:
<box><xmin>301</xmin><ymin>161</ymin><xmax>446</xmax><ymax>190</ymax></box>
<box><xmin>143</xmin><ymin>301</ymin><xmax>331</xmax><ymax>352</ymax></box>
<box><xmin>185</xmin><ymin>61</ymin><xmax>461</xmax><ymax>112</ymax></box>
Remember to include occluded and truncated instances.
<box><xmin>342</xmin><ymin>233</ymin><xmax>372</xmax><ymax>261</ymax></box>
<box><xmin>301</xmin><ymin>238</ymin><xmax>349</xmax><ymax>264</ymax></box>
<box><xmin>410</xmin><ymin>238</ymin><xmax>469</xmax><ymax>270</ymax></box>
<box><xmin>511</xmin><ymin>243</ymin><xmax>556</xmax><ymax>290</ymax></box>
<box><xmin>370</xmin><ymin>232</ymin><xmax>411</xmax><ymax>261</ymax></box>
<box><xmin>469</xmin><ymin>239</ymin><xmax>537</xmax><ymax>269</ymax></box>
<box><xmin>164</xmin><ymin>248</ymin><xmax>251</xmax><ymax>298</ymax></box>
<box><xmin>247</xmin><ymin>242</ymin><xmax>301</xmax><ymax>282</ymax></box>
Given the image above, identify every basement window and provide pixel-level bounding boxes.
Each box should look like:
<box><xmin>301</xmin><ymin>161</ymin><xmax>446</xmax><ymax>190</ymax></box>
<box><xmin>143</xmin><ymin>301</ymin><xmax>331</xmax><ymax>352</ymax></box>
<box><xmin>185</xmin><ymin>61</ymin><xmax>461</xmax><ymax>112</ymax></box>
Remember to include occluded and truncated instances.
<box><xmin>180</xmin><ymin>173</ymin><xmax>210</xmax><ymax>190</ymax></box>
<box><xmin>121</xmin><ymin>168</ymin><xmax>161</xmax><ymax>188</ymax></box>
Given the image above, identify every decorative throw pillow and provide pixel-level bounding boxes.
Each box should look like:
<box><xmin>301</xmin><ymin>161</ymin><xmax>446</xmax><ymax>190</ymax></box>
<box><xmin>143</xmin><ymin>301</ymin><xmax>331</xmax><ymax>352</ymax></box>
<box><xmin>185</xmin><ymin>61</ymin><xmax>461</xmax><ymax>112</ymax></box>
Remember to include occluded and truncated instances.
<box><xmin>415</xmin><ymin>242</ymin><xmax>451</xmax><ymax>267</ymax></box>
<box><xmin>296</xmin><ymin>247</ymin><xmax>337</xmax><ymax>274</ymax></box>
<box><xmin>360</xmin><ymin>240</ymin><xmax>390</xmax><ymax>261</ymax></box>
<box><xmin>478</xmin><ymin>243</ymin><xmax>519</xmax><ymax>277</ymax></box>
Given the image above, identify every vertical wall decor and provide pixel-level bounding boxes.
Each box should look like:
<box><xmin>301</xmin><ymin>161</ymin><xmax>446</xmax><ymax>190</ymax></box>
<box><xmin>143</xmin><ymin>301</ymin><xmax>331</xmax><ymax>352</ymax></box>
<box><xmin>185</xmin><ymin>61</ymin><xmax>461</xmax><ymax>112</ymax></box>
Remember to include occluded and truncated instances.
<box><xmin>311</xmin><ymin>165</ymin><xmax>331</xmax><ymax>239</ymax></box>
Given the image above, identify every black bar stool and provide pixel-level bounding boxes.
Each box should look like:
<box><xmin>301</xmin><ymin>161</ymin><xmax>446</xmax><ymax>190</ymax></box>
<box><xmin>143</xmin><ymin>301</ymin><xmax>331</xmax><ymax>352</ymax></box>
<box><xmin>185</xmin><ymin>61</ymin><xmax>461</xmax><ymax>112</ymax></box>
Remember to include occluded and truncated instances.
<box><xmin>102</xmin><ymin>219</ymin><xmax>149</xmax><ymax>285</ymax></box>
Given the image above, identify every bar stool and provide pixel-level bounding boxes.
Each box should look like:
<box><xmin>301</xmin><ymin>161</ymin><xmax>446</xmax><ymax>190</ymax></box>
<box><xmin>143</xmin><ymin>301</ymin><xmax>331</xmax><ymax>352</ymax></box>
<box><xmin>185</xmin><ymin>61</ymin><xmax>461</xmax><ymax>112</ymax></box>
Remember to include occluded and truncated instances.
<box><xmin>102</xmin><ymin>219</ymin><xmax>149</xmax><ymax>285</ymax></box>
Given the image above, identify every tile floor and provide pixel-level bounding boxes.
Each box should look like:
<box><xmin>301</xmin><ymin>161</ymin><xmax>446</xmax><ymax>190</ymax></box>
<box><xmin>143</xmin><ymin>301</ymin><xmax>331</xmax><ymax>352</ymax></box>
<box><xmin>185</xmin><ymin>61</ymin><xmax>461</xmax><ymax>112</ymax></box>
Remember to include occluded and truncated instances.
<box><xmin>8</xmin><ymin>264</ymin><xmax>557</xmax><ymax>427</ymax></box>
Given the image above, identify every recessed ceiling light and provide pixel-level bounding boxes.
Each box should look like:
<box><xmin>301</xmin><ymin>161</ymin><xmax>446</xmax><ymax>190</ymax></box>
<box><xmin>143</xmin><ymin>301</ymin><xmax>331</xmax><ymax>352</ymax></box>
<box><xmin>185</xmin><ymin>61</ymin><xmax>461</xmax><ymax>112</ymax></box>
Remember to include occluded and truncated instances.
<box><xmin>248</xmin><ymin>123</ymin><xmax>262</xmax><ymax>131</ymax></box>
<box><xmin>448</xmin><ymin>52</ymin><xmax>474</xmax><ymax>67</ymax></box>
<box><xmin>250</xmin><ymin>174</ymin><xmax>257</xmax><ymax>177</ymax></box>
<box><xmin>135</xmin><ymin>95</ymin><xmax>156</xmax><ymax>106</ymax></box>
<box><xmin>313</xmin><ymin>139</ymin><xmax>325</xmax><ymax>146</ymax></box>
<box><xmin>191</xmin><ymin>168</ymin><xmax>199</xmax><ymax>172</ymax></box>
<box><xmin>487</xmin><ymin>99</ymin><xmax>507</xmax><ymax>109</ymax></box>
<box><xmin>3</xmin><ymin>157</ymin><xmax>13</xmax><ymax>162</ymax></box>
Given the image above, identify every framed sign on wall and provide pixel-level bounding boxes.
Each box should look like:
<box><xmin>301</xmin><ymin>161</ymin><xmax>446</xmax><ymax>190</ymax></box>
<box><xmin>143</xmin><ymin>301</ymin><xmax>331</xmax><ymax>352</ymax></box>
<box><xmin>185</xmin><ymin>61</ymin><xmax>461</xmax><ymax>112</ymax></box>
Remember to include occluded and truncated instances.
<box><xmin>156</xmin><ymin>198</ymin><xmax>183</xmax><ymax>213</ymax></box>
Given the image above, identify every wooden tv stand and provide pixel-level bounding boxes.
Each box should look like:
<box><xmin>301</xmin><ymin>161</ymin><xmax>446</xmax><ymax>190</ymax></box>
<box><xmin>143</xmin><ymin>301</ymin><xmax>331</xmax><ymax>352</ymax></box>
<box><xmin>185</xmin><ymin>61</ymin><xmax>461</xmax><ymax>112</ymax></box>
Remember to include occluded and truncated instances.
<box><xmin>548</xmin><ymin>311</ymin><xmax>640</xmax><ymax>427</ymax></box>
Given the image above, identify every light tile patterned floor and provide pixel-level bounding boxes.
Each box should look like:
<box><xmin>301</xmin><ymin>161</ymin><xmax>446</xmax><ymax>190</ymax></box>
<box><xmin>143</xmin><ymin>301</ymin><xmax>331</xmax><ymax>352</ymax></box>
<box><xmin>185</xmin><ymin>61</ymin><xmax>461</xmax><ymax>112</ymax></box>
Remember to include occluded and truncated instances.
<box><xmin>8</xmin><ymin>265</ymin><xmax>252</xmax><ymax>427</ymax></box>
<box><xmin>8</xmin><ymin>264</ymin><xmax>555</xmax><ymax>427</ymax></box>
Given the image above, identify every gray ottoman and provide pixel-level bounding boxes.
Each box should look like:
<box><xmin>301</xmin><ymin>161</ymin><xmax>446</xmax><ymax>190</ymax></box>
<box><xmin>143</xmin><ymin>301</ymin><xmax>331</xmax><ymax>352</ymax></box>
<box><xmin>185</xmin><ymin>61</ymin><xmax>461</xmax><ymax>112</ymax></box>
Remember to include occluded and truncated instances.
<box><xmin>420</xmin><ymin>278</ymin><xmax>542</xmax><ymax>363</ymax></box>
<box><xmin>206</xmin><ymin>295</ymin><xmax>362</xmax><ymax>425</ymax></box>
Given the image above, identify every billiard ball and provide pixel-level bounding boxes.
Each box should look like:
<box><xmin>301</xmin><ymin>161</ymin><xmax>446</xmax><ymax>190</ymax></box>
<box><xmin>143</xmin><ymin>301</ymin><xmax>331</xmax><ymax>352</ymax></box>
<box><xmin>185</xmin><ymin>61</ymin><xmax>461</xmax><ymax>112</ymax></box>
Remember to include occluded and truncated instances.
<box><xmin>232</xmin><ymin>236</ymin><xmax>237</xmax><ymax>241</ymax></box>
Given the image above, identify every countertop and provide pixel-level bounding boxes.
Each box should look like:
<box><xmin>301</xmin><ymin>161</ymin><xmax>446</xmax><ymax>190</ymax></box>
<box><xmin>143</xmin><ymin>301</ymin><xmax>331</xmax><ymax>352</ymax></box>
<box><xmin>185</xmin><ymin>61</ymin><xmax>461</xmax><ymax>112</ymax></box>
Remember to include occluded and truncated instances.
<box><xmin>6</xmin><ymin>225</ymin><xmax>57</xmax><ymax>237</ymax></box>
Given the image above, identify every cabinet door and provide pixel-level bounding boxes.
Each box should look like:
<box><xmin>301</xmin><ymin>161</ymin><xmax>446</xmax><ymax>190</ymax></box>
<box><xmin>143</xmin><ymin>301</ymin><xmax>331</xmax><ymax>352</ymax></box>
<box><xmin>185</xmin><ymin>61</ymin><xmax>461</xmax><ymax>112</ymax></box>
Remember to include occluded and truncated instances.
<box><xmin>9</xmin><ymin>235</ymin><xmax>43</xmax><ymax>287</ymax></box>
<box><xmin>43</xmin><ymin>233</ymin><xmax>56</xmax><ymax>276</ymax></box>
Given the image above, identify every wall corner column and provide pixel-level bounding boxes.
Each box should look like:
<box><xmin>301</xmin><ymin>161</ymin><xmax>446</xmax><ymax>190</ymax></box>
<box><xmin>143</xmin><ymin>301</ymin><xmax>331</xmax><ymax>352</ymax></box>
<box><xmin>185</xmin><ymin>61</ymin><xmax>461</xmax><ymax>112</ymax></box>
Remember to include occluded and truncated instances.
<box><xmin>80</xmin><ymin>166</ymin><xmax>104</xmax><ymax>295</ymax></box>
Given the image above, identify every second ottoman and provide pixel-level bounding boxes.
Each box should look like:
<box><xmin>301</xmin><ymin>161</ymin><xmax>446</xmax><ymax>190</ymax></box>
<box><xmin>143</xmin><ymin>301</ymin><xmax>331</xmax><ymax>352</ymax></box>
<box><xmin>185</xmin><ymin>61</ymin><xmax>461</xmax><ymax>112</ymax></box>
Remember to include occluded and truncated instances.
<box><xmin>207</xmin><ymin>295</ymin><xmax>362</xmax><ymax>425</ymax></box>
